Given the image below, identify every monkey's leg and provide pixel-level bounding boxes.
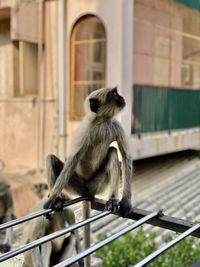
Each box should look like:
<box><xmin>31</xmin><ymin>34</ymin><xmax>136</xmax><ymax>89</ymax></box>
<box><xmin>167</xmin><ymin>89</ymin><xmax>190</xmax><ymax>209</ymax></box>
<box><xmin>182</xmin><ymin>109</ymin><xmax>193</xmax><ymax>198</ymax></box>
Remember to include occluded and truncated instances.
<box><xmin>86</xmin><ymin>147</ymin><xmax>120</xmax><ymax>196</ymax></box>
<box><xmin>46</xmin><ymin>154</ymin><xmax>64</xmax><ymax>192</ymax></box>
<box><xmin>107</xmin><ymin>148</ymin><xmax>121</xmax><ymax>200</ymax></box>
<box><xmin>86</xmin><ymin>147</ymin><xmax>121</xmax><ymax>212</ymax></box>
<box><xmin>46</xmin><ymin>154</ymin><xmax>87</xmax><ymax>197</ymax></box>
<box><xmin>59</xmin><ymin>235</ymin><xmax>83</xmax><ymax>267</ymax></box>
<box><xmin>104</xmin><ymin>147</ymin><xmax>121</xmax><ymax>213</ymax></box>
<box><xmin>40</xmin><ymin>242</ymin><xmax>52</xmax><ymax>267</ymax></box>
<box><xmin>3</xmin><ymin>228</ymin><xmax>12</xmax><ymax>248</ymax></box>
<box><xmin>22</xmin><ymin>250</ymin><xmax>33</xmax><ymax>267</ymax></box>
<box><xmin>59</xmin><ymin>235</ymin><xmax>75</xmax><ymax>261</ymax></box>
<box><xmin>31</xmin><ymin>247</ymin><xmax>44</xmax><ymax>267</ymax></box>
<box><xmin>46</xmin><ymin>155</ymin><xmax>70</xmax><ymax>210</ymax></box>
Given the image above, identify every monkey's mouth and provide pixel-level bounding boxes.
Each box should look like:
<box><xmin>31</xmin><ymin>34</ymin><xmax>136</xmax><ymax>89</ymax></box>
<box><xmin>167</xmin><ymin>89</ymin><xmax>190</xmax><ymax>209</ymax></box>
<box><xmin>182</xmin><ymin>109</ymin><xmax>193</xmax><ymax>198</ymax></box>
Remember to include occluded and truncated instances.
<box><xmin>117</xmin><ymin>98</ymin><xmax>126</xmax><ymax>108</ymax></box>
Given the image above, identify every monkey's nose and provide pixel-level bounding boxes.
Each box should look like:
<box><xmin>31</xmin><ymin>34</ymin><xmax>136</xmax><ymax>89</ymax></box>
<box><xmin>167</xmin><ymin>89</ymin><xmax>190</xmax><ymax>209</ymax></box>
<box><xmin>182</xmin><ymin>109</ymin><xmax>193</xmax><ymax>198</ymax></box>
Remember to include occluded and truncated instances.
<box><xmin>119</xmin><ymin>98</ymin><xmax>126</xmax><ymax>107</ymax></box>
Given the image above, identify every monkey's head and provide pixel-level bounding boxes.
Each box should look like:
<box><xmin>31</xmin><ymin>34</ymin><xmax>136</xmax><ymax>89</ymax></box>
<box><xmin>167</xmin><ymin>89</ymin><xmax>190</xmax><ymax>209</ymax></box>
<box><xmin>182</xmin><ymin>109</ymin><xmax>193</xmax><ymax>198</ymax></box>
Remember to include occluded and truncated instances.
<box><xmin>84</xmin><ymin>87</ymin><xmax>126</xmax><ymax>119</ymax></box>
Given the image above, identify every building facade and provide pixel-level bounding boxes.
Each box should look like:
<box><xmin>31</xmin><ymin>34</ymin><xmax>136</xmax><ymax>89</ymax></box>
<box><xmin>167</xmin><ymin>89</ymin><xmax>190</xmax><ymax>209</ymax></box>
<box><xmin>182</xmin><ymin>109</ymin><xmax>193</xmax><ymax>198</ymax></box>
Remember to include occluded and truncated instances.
<box><xmin>0</xmin><ymin>0</ymin><xmax>199</xmax><ymax>169</ymax></box>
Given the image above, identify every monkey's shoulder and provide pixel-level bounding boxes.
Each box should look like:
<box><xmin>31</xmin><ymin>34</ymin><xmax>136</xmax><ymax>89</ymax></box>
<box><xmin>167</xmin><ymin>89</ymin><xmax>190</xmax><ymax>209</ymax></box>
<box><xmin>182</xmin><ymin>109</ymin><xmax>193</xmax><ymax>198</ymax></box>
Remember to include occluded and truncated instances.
<box><xmin>111</xmin><ymin>119</ymin><xmax>124</xmax><ymax>129</ymax></box>
<box><xmin>111</xmin><ymin>119</ymin><xmax>126</xmax><ymax>137</ymax></box>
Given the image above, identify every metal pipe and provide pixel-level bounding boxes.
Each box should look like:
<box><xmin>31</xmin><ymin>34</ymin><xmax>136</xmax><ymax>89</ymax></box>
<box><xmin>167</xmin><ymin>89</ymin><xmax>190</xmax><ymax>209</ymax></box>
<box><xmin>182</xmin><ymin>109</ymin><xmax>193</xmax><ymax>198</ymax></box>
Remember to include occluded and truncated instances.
<box><xmin>82</xmin><ymin>201</ymin><xmax>91</xmax><ymax>267</ymax></box>
<box><xmin>58</xmin><ymin>0</ymin><xmax>67</xmax><ymax>161</ymax></box>
<box><xmin>37</xmin><ymin>0</ymin><xmax>45</xmax><ymax>170</ymax></box>
<box><xmin>54</xmin><ymin>210</ymin><xmax>160</xmax><ymax>267</ymax></box>
<box><xmin>0</xmin><ymin>197</ymin><xmax>87</xmax><ymax>231</ymax></box>
<box><xmin>91</xmin><ymin>198</ymin><xmax>200</xmax><ymax>238</ymax></box>
<box><xmin>0</xmin><ymin>210</ymin><xmax>111</xmax><ymax>262</ymax></box>
<box><xmin>133</xmin><ymin>223</ymin><xmax>200</xmax><ymax>267</ymax></box>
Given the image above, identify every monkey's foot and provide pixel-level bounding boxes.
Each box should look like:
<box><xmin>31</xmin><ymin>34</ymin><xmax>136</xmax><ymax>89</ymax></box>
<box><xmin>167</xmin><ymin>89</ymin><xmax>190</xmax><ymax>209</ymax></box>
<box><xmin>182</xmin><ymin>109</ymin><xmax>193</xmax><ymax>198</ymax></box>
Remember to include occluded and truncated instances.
<box><xmin>50</xmin><ymin>196</ymin><xmax>68</xmax><ymax>211</ymax></box>
<box><xmin>43</xmin><ymin>195</ymin><xmax>67</xmax><ymax>211</ymax></box>
<box><xmin>54</xmin><ymin>195</ymin><xmax>69</xmax><ymax>211</ymax></box>
<box><xmin>105</xmin><ymin>198</ymin><xmax>120</xmax><ymax>214</ymax></box>
<box><xmin>119</xmin><ymin>199</ymin><xmax>132</xmax><ymax>217</ymax></box>
<box><xmin>0</xmin><ymin>243</ymin><xmax>11</xmax><ymax>253</ymax></box>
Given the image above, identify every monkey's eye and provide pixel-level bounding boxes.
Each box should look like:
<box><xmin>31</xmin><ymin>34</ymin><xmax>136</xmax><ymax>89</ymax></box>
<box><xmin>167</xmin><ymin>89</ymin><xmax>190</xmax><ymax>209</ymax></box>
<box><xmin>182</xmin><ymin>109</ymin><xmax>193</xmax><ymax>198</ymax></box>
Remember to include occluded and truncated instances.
<box><xmin>112</xmin><ymin>90</ymin><xmax>118</xmax><ymax>97</ymax></box>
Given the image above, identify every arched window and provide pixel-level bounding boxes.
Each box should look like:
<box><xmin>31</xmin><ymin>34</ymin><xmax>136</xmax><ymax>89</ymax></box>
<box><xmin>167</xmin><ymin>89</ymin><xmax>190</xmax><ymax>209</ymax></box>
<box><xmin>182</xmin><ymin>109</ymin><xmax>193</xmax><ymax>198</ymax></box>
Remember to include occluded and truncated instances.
<box><xmin>70</xmin><ymin>15</ymin><xmax>106</xmax><ymax>120</ymax></box>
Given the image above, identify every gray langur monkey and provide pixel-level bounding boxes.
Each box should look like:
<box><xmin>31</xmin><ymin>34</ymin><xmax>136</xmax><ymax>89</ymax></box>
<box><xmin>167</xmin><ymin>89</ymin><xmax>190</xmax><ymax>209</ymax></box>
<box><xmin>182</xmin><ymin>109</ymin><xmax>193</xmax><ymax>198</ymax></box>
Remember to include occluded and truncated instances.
<box><xmin>22</xmin><ymin>166</ymin><xmax>83</xmax><ymax>267</ymax></box>
<box><xmin>44</xmin><ymin>87</ymin><xmax>133</xmax><ymax>216</ymax></box>
<box><xmin>22</xmin><ymin>200</ymin><xmax>83</xmax><ymax>267</ymax></box>
<box><xmin>0</xmin><ymin>178</ymin><xmax>15</xmax><ymax>253</ymax></box>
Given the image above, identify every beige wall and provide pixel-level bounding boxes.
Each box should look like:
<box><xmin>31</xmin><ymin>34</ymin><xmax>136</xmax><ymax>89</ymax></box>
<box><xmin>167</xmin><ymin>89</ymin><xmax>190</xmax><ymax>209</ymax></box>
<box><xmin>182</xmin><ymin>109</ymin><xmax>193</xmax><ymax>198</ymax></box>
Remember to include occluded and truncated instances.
<box><xmin>66</xmin><ymin>0</ymin><xmax>133</xmax><ymax>148</ymax></box>
<box><xmin>0</xmin><ymin>101</ymin><xmax>38</xmax><ymax>167</ymax></box>
<box><xmin>0</xmin><ymin>20</ymin><xmax>14</xmax><ymax>98</ymax></box>
<box><xmin>134</xmin><ymin>0</ymin><xmax>182</xmax><ymax>87</ymax></box>
<box><xmin>0</xmin><ymin>0</ymin><xmax>133</xmax><ymax>168</ymax></box>
<box><xmin>1</xmin><ymin>0</ymin><xmax>198</xmax><ymax>169</ymax></box>
<box><xmin>0</xmin><ymin>1</ymin><xmax>58</xmax><ymax>169</ymax></box>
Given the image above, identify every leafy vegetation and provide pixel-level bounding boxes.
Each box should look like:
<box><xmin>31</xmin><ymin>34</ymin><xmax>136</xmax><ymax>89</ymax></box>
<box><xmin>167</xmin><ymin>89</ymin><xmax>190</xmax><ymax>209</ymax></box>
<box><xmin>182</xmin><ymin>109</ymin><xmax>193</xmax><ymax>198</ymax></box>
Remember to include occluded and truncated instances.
<box><xmin>96</xmin><ymin>227</ymin><xmax>200</xmax><ymax>267</ymax></box>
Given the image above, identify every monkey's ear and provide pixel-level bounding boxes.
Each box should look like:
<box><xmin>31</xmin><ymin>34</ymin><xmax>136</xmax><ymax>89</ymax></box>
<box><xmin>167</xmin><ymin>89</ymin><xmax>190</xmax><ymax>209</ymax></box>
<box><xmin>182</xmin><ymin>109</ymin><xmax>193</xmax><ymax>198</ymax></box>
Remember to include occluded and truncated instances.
<box><xmin>89</xmin><ymin>98</ymin><xmax>101</xmax><ymax>113</ymax></box>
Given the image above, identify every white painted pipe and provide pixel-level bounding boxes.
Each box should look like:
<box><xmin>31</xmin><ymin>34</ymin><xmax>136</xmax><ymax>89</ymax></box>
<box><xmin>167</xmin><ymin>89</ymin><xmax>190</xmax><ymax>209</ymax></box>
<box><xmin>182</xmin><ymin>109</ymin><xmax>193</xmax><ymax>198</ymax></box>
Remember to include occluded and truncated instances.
<box><xmin>58</xmin><ymin>0</ymin><xmax>67</xmax><ymax>161</ymax></box>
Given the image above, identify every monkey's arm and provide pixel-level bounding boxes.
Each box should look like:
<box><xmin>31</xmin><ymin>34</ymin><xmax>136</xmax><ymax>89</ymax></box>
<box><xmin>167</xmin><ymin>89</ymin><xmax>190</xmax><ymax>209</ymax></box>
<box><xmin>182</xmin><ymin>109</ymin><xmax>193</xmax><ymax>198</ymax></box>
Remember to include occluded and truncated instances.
<box><xmin>32</xmin><ymin>217</ymin><xmax>50</xmax><ymax>267</ymax></box>
<box><xmin>22</xmin><ymin>216</ymin><xmax>49</xmax><ymax>267</ymax></box>
<box><xmin>44</xmin><ymin>138</ymin><xmax>89</xmax><ymax>209</ymax></box>
<box><xmin>40</xmin><ymin>242</ymin><xmax>52</xmax><ymax>267</ymax></box>
<box><xmin>114</xmin><ymin>121</ymin><xmax>133</xmax><ymax>216</ymax></box>
<box><xmin>32</xmin><ymin>246</ymin><xmax>46</xmax><ymax>267</ymax></box>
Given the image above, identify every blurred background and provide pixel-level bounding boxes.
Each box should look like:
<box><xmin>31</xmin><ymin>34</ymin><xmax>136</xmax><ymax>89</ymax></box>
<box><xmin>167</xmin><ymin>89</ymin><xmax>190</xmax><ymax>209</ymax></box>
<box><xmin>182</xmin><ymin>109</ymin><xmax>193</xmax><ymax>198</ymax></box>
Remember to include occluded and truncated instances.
<box><xmin>0</xmin><ymin>1</ymin><xmax>200</xmax><ymax>265</ymax></box>
<box><xmin>0</xmin><ymin>0</ymin><xmax>200</xmax><ymax>171</ymax></box>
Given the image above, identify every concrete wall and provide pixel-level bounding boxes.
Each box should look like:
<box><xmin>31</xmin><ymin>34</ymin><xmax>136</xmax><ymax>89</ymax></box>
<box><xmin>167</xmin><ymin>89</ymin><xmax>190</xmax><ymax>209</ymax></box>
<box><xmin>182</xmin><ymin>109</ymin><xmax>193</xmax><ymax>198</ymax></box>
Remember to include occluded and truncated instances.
<box><xmin>131</xmin><ymin>0</ymin><xmax>200</xmax><ymax>159</ymax></box>
<box><xmin>134</xmin><ymin>0</ymin><xmax>182</xmax><ymax>87</ymax></box>
<box><xmin>0</xmin><ymin>20</ymin><xmax>14</xmax><ymax>98</ymax></box>
<box><xmin>0</xmin><ymin>1</ymin><xmax>58</xmax><ymax>169</ymax></box>
<box><xmin>0</xmin><ymin>101</ymin><xmax>39</xmax><ymax>168</ymax></box>
<box><xmin>66</xmin><ymin>0</ymin><xmax>133</xmax><ymax>152</ymax></box>
<box><xmin>0</xmin><ymin>0</ymin><xmax>199</xmax><ymax>169</ymax></box>
<box><xmin>0</xmin><ymin>0</ymin><xmax>132</xmax><ymax>168</ymax></box>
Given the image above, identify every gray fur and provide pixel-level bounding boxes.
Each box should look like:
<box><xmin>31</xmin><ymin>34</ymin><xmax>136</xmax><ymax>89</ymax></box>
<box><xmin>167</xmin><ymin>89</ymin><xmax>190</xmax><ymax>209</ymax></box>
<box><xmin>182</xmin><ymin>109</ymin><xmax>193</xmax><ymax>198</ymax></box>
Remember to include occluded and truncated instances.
<box><xmin>44</xmin><ymin>87</ymin><xmax>133</xmax><ymax>216</ymax></box>
<box><xmin>22</xmin><ymin>171</ymin><xmax>83</xmax><ymax>267</ymax></box>
<box><xmin>0</xmin><ymin>178</ymin><xmax>14</xmax><ymax>252</ymax></box>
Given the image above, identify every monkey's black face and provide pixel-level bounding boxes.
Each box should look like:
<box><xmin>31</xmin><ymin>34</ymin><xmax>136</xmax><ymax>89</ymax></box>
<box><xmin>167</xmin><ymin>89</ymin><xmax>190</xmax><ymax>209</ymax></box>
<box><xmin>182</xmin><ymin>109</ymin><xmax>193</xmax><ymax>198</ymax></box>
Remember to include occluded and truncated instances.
<box><xmin>107</xmin><ymin>88</ymin><xmax>126</xmax><ymax>108</ymax></box>
<box><xmin>88</xmin><ymin>87</ymin><xmax>126</xmax><ymax>118</ymax></box>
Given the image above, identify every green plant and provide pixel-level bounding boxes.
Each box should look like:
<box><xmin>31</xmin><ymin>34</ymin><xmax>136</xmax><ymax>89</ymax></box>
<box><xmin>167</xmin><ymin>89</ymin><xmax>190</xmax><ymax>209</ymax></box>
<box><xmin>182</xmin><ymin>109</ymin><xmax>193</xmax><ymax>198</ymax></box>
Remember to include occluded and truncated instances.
<box><xmin>96</xmin><ymin>227</ymin><xmax>200</xmax><ymax>267</ymax></box>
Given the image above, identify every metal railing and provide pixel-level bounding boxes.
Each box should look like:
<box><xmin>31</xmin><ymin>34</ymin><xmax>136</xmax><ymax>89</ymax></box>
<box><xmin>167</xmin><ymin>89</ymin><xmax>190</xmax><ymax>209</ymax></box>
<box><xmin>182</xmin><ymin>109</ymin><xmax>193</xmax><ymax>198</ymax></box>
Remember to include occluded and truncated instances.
<box><xmin>0</xmin><ymin>197</ymin><xmax>200</xmax><ymax>267</ymax></box>
<box><xmin>0</xmin><ymin>196</ymin><xmax>87</xmax><ymax>231</ymax></box>
<box><xmin>54</xmin><ymin>211</ymin><xmax>160</xmax><ymax>267</ymax></box>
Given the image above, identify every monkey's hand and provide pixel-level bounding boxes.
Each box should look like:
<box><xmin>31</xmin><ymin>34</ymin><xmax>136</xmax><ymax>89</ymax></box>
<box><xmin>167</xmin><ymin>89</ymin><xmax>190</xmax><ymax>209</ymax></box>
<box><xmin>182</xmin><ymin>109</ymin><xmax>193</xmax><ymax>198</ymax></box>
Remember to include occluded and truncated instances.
<box><xmin>43</xmin><ymin>195</ymin><xmax>57</xmax><ymax>209</ymax></box>
<box><xmin>0</xmin><ymin>243</ymin><xmax>11</xmax><ymax>253</ymax></box>
<box><xmin>105</xmin><ymin>198</ymin><xmax>120</xmax><ymax>214</ymax></box>
<box><xmin>119</xmin><ymin>198</ymin><xmax>132</xmax><ymax>218</ymax></box>
<box><xmin>44</xmin><ymin>194</ymin><xmax>70</xmax><ymax>211</ymax></box>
